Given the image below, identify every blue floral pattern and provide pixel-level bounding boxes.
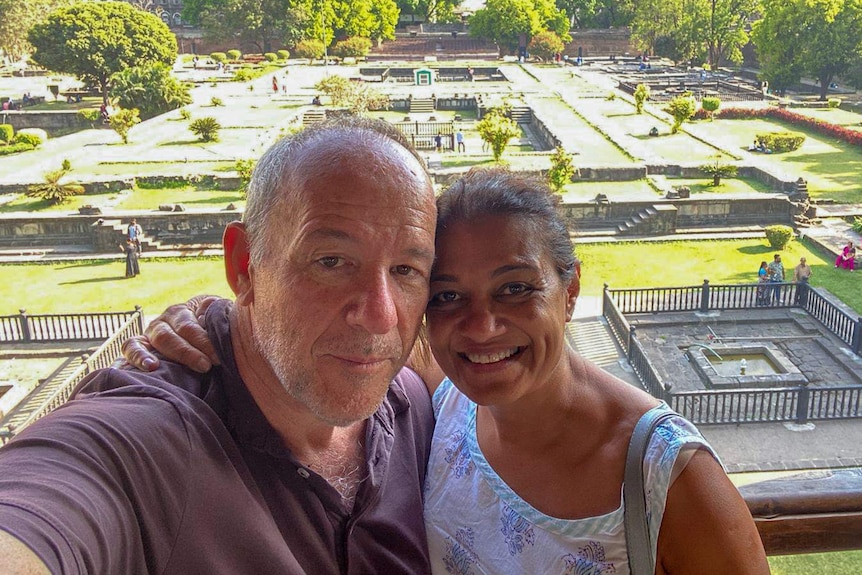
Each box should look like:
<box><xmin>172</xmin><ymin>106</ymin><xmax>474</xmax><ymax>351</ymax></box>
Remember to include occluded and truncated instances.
<box><xmin>499</xmin><ymin>504</ymin><xmax>536</xmax><ymax>556</ymax></box>
<box><xmin>444</xmin><ymin>430</ymin><xmax>474</xmax><ymax>479</ymax></box>
<box><xmin>562</xmin><ymin>541</ymin><xmax>617</xmax><ymax>574</ymax></box>
<box><xmin>443</xmin><ymin>527</ymin><xmax>478</xmax><ymax>575</ymax></box>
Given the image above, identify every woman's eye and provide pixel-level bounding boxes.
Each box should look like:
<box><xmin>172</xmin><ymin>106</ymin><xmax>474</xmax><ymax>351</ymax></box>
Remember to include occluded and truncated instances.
<box><xmin>429</xmin><ymin>291</ymin><xmax>460</xmax><ymax>304</ymax></box>
<box><xmin>502</xmin><ymin>283</ymin><xmax>532</xmax><ymax>296</ymax></box>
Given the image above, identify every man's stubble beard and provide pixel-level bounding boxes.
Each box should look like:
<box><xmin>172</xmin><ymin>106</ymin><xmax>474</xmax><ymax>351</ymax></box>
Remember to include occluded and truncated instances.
<box><xmin>251</xmin><ymin>317</ymin><xmax>402</xmax><ymax>428</ymax></box>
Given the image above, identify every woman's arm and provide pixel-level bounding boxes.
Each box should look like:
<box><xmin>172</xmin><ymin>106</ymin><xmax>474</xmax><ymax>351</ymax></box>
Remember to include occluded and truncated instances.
<box><xmin>656</xmin><ymin>450</ymin><xmax>769</xmax><ymax>574</ymax></box>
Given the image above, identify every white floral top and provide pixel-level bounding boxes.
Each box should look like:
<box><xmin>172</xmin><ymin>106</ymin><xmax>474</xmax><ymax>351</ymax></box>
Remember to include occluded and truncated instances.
<box><xmin>424</xmin><ymin>378</ymin><xmax>718</xmax><ymax>575</ymax></box>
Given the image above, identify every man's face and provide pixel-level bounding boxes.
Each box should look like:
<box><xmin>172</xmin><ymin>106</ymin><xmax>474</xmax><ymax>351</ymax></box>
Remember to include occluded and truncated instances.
<box><xmin>248</xmin><ymin>142</ymin><xmax>436</xmax><ymax>426</ymax></box>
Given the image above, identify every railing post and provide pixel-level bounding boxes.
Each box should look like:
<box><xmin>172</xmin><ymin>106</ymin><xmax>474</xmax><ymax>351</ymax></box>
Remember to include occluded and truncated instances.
<box><xmin>134</xmin><ymin>305</ymin><xmax>144</xmax><ymax>335</ymax></box>
<box><xmin>796</xmin><ymin>383</ymin><xmax>810</xmax><ymax>424</ymax></box>
<box><xmin>852</xmin><ymin>317</ymin><xmax>862</xmax><ymax>356</ymax></box>
<box><xmin>18</xmin><ymin>308</ymin><xmax>31</xmax><ymax>342</ymax></box>
<box><xmin>700</xmin><ymin>279</ymin><xmax>710</xmax><ymax>313</ymax></box>
<box><xmin>628</xmin><ymin>325</ymin><xmax>636</xmax><ymax>360</ymax></box>
<box><xmin>602</xmin><ymin>283</ymin><xmax>609</xmax><ymax>316</ymax></box>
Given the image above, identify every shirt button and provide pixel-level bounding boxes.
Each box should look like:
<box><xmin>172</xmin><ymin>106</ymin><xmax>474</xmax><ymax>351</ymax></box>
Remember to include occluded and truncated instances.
<box><xmin>297</xmin><ymin>468</ymin><xmax>310</xmax><ymax>479</ymax></box>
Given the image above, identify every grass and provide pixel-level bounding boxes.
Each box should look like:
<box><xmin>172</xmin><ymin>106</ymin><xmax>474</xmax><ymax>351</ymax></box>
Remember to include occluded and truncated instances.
<box><xmin>0</xmin><ymin>191</ymin><xmax>107</xmax><ymax>214</ymax></box>
<box><xmin>769</xmin><ymin>550</ymin><xmax>862</xmax><ymax>574</ymax></box>
<box><xmin>561</xmin><ymin>179</ymin><xmax>658</xmax><ymax>201</ymax></box>
<box><xmin>666</xmin><ymin>176</ymin><xmax>776</xmax><ymax>195</ymax></box>
<box><xmin>693</xmin><ymin>117</ymin><xmax>862</xmax><ymax>203</ymax></box>
<box><xmin>88</xmin><ymin>161</ymin><xmax>235</xmax><ymax>177</ymax></box>
<box><xmin>116</xmin><ymin>187</ymin><xmax>244</xmax><ymax>210</ymax></box>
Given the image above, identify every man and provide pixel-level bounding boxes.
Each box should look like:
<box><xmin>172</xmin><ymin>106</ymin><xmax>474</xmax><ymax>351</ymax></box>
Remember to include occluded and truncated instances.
<box><xmin>128</xmin><ymin>217</ymin><xmax>143</xmax><ymax>255</ymax></box>
<box><xmin>455</xmin><ymin>130</ymin><xmax>465</xmax><ymax>153</ymax></box>
<box><xmin>0</xmin><ymin>118</ymin><xmax>438</xmax><ymax>574</ymax></box>
<box><xmin>767</xmin><ymin>253</ymin><xmax>785</xmax><ymax>304</ymax></box>
<box><xmin>793</xmin><ymin>256</ymin><xmax>812</xmax><ymax>304</ymax></box>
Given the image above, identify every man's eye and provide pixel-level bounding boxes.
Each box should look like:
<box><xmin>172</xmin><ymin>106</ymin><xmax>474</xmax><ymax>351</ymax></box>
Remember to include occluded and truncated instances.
<box><xmin>318</xmin><ymin>256</ymin><xmax>343</xmax><ymax>268</ymax></box>
<box><xmin>394</xmin><ymin>265</ymin><xmax>415</xmax><ymax>276</ymax></box>
<box><xmin>429</xmin><ymin>291</ymin><xmax>460</xmax><ymax>304</ymax></box>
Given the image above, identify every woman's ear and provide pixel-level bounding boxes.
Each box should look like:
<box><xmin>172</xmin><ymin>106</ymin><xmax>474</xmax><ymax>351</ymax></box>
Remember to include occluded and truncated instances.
<box><xmin>224</xmin><ymin>222</ymin><xmax>254</xmax><ymax>306</ymax></box>
<box><xmin>565</xmin><ymin>263</ymin><xmax>581</xmax><ymax>321</ymax></box>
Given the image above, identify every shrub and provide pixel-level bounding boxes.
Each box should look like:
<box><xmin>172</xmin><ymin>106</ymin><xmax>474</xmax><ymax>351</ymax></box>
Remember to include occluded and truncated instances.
<box><xmin>12</xmin><ymin>132</ymin><xmax>43</xmax><ymax>147</ymax></box>
<box><xmin>664</xmin><ymin>95</ymin><xmax>696</xmax><ymax>133</ymax></box>
<box><xmin>0</xmin><ymin>143</ymin><xmax>35</xmax><ymax>155</ymax></box>
<box><xmin>756</xmin><ymin>131</ymin><xmax>806</xmax><ymax>153</ymax></box>
<box><xmin>227</xmin><ymin>49</ymin><xmax>242</xmax><ymax>61</ymax></box>
<box><xmin>108</xmin><ymin>108</ymin><xmax>141</xmax><ymax>144</ymax></box>
<box><xmin>179</xmin><ymin>108</ymin><xmax>191</xmax><ymax>120</ymax></box>
<box><xmin>765</xmin><ymin>225</ymin><xmax>794</xmax><ymax>250</ymax></box>
<box><xmin>78</xmin><ymin>109</ymin><xmax>101</xmax><ymax>126</ymax></box>
<box><xmin>852</xmin><ymin>217</ymin><xmax>862</xmax><ymax>235</ymax></box>
<box><xmin>634</xmin><ymin>84</ymin><xmax>650</xmax><ymax>114</ymax></box>
<box><xmin>110</xmin><ymin>62</ymin><xmax>193</xmax><ymax>119</ymax></box>
<box><xmin>264</xmin><ymin>52</ymin><xmax>278</xmax><ymax>62</ymax></box>
<box><xmin>331</xmin><ymin>37</ymin><xmax>373</xmax><ymax>59</ymax></box>
<box><xmin>233</xmin><ymin>68</ymin><xmax>254</xmax><ymax>82</ymax></box>
<box><xmin>189</xmin><ymin>116</ymin><xmax>221</xmax><ymax>142</ymax></box>
<box><xmin>719</xmin><ymin>106</ymin><xmax>862</xmax><ymax>147</ymax></box>
<box><xmin>606</xmin><ymin>92</ymin><xmax>616</xmax><ymax>101</ymax></box>
<box><xmin>210</xmin><ymin>96</ymin><xmax>224</xmax><ymax>107</ymax></box>
<box><xmin>701</xmin><ymin>96</ymin><xmax>721</xmax><ymax>119</ymax></box>
<box><xmin>699</xmin><ymin>155</ymin><xmax>737</xmax><ymax>186</ymax></box>
<box><xmin>294</xmin><ymin>39</ymin><xmax>326</xmax><ymax>60</ymax></box>
<box><xmin>276</xmin><ymin>49</ymin><xmax>290</xmax><ymax>60</ymax></box>
<box><xmin>828</xmin><ymin>98</ymin><xmax>842</xmax><ymax>109</ymax></box>
<box><xmin>210</xmin><ymin>52</ymin><xmax>227</xmax><ymax>63</ymax></box>
<box><xmin>0</xmin><ymin>124</ymin><xmax>13</xmax><ymax>143</ymax></box>
<box><xmin>235</xmin><ymin>158</ymin><xmax>256</xmax><ymax>196</ymax></box>
<box><xmin>26</xmin><ymin>167</ymin><xmax>84</xmax><ymax>205</ymax></box>
<box><xmin>547</xmin><ymin>146</ymin><xmax>577</xmax><ymax>193</ymax></box>
<box><xmin>526</xmin><ymin>30</ymin><xmax>564</xmax><ymax>61</ymax></box>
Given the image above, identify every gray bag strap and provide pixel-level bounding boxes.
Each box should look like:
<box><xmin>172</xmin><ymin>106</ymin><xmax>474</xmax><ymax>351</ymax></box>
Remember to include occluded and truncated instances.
<box><xmin>624</xmin><ymin>408</ymin><xmax>676</xmax><ymax>575</ymax></box>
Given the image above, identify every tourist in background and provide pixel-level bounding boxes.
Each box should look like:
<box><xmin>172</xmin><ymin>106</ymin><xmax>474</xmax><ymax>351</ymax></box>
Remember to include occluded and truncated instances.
<box><xmin>121</xmin><ymin>238</ymin><xmax>139</xmax><ymax>278</ymax></box>
<box><xmin>756</xmin><ymin>260</ymin><xmax>769</xmax><ymax>306</ymax></box>
<box><xmin>767</xmin><ymin>254</ymin><xmax>784</xmax><ymax>304</ymax></box>
<box><xmin>835</xmin><ymin>241</ymin><xmax>856</xmax><ymax>271</ymax></box>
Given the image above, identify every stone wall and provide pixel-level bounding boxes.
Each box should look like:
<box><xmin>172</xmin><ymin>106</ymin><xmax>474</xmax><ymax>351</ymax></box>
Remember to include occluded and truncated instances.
<box><xmin>564</xmin><ymin>28</ymin><xmax>636</xmax><ymax>58</ymax></box>
<box><xmin>0</xmin><ymin>110</ymin><xmax>93</xmax><ymax>136</ymax></box>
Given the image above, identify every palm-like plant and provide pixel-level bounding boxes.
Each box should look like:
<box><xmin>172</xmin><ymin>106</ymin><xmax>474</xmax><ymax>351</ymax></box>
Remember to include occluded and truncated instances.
<box><xmin>26</xmin><ymin>168</ymin><xmax>85</xmax><ymax>205</ymax></box>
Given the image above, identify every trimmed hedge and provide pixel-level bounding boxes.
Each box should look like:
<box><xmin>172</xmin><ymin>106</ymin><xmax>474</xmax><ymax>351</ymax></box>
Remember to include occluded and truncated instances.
<box><xmin>0</xmin><ymin>124</ymin><xmax>13</xmax><ymax>143</ymax></box>
<box><xmin>756</xmin><ymin>131</ymin><xmax>806</xmax><ymax>153</ymax></box>
<box><xmin>210</xmin><ymin>52</ymin><xmax>227</xmax><ymax>63</ymax></box>
<box><xmin>264</xmin><ymin>52</ymin><xmax>278</xmax><ymax>62</ymax></box>
<box><xmin>0</xmin><ymin>142</ymin><xmax>35</xmax><ymax>156</ymax></box>
<box><xmin>718</xmin><ymin>106</ymin><xmax>862</xmax><ymax>147</ymax></box>
<box><xmin>227</xmin><ymin>49</ymin><xmax>242</xmax><ymax>61</ymax></box>
<box><xmin>765</xmin><ymin>225</ymin><xmax>794</xmax><ymax>250</ymax></box>
<box><xmin>276</xmin><ymin>49</ymin><xmax>290</xmax><ymax>60</ymax></box>
<box><xmin>12</xmin><ymin>132</ymin><xmax>43</xmax><ymax>147</ymax></box>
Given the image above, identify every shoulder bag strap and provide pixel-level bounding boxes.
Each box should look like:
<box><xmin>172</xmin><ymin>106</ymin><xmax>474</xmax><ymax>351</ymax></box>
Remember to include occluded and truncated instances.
<box><xmin>624</xmin><ymin>408</ymin><xmax>676</xmax><ymax>575</ymax></box>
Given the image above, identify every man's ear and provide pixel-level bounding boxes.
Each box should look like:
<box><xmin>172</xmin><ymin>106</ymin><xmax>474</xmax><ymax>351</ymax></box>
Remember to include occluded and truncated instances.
<box><xmin>565</xmin><ymin>263</ymin><xmax>581</xmax><ymax>321</ymax></box>
<box><xmin>224</xmin><ymin>222</ymin><xmax>254</xmax><ymax>306</ymax></box>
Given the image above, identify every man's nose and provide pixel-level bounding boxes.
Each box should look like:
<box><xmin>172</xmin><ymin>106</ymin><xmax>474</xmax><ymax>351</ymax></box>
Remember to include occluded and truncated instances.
<box><xmin>346</xmin><ymin>270</ymin><xmax>399</xmax><ymax>334</ymax></box>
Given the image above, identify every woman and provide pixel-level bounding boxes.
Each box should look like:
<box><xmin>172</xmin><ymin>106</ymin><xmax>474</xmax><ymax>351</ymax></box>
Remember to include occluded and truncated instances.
<box><xmin>120</xmin><ymin>238</ymin><xmax>139</xmax><ymax>278</ymax></box>
<box><xmin>128</xmin><ymin>169</ymin><xmax>767</xmax><ymax>574</ymax></box>
<box><xmin>836</xmin><ymin>241</ymin><xmax>855</xmax><ymax>270</ymax></box>
<box><xmin>756</xmin><ymin>260</ymin><xmax>768</xmax><ymax>305</ymax></box>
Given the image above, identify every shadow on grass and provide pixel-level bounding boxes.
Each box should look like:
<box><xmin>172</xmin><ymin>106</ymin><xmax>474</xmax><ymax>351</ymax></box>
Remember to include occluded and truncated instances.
<box><xmin>184</xmin><ymin>194</ymin><xmax>243</xmax><ymax>206</ymax></box>
<box><xmin>605</xmin><ymin>112</ymin><xmax>638</xmax><ymax>118</ymax></box>
<box><xmin>60</xmin><ymin>275</ymin><xmax>128</xmax><ymax>285</ymax></box>
<box><xmin>159</xmin><ymin>140</ymin><xmax>204</xmax><ymax>147</ymax></box>
<box><xmin>737</xmin><ymin>245</ymin><xmax>775</xmax><ymax>256</ymax></box>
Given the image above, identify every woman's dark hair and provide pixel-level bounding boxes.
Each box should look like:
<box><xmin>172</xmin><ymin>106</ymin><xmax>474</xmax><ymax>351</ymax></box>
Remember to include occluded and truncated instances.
<box><xmin>760</xmin><ymin>261</ymin><xmax>767</xmax><ymax>269</ymax></box>
<box><xmin>436</xmin><ymin>167</ymin><xmax>577</xmax><ymax>283</ymax></box>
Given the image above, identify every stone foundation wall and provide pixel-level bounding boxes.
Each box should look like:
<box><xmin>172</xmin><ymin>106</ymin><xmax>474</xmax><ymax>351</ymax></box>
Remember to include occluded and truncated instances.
<box><xmin>564</xmin><ymin>28</ymin><xmax>636</xmax><ymax>58</ymax></box>
<box><xmin>0</xmin><ymin>110</ymin><xmax>93</xmax><ymax>136</ymax></box>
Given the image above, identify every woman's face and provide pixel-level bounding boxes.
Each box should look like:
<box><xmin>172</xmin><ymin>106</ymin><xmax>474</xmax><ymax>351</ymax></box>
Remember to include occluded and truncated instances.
<box><xmin>426</xmin><ymin>214</ymin><xmax>578</xmax><ymax>406</ymax></box>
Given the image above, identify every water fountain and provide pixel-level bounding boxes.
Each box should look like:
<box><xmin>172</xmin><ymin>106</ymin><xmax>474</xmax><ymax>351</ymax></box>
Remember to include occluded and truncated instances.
<box><xmin>685</xmin><ymin>342</ymin><xmax>808</xmax><ymax>389</ymax></box>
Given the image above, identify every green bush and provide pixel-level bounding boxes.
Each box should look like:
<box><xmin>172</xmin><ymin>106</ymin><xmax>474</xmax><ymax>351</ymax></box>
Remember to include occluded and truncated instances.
<box><xmin>606</xmin><ymin>92</ymin><xmax>616</xmax><ymax>101</ymax></box>
<box><xmin>179</xmin><ymin>108</ymin><xmax>191</xmax><ymax>120</ymax></box>
<box><xmin>108</xmin><ymin>108</ymin><xmax>141</xmax><ymax>144</ymax></box>
<box><xmin>189</xmin><ymin>116</ymin><xmax>221</xmax><ymax>142</ymax></box>
<box><xmin>264</xmin><ymin>52</ymin><xmax>278</xmax><ymax>62</ymax></box>
<box><xmin>210</xmin><ymin>52</ymin><xmax>227</xmax><ymax>63</ymax></box>
<box><xmin>701</xmin><ymin>96</ymin><xmax>721</xmax><ymax>118</ymax></box>
<box><xmin>634</xmin><ymin>84</ymin><xmax>650</xmax><ymax>114</ymax></box>
<box><xmin>828</xmin><ymin>98</ymin><xmax>842</xmax><ymax>109</ymax></box>
<box><xmin>233</xmin><ymin>68</ymin><xmax>254</xmax><ymax>82</ymax></box>
<box><xmin>765</xmin><ymin>225</ymin><xmax>794</xmax><ymax>250</ymax></box>
<box><xmin>756</xmin><ymin>131</ymin><xmax>806</xmax><ymax>153</ymax></box>
<box><xmin>0</xmin><ymin>143</ymin><xmax>34</xmax><ymax>155</ymax></box>
<box><xmin>852</xmin><ymin>217</ymin><xmax>862</xmax><ymax>235</ymax></box>
<box><xmin>227</xmin><ymin>49</ymin><xmax>242</xmax><ymax>61</ymax></box>
<box><xmin>294</xmin><ymin>39</ymin><xmax>326</xmax><ymax>60</ymax></box>
<box><xmin>276</xmin><ymin>49</ymin><xmax>290</xmax><ymax>60</ymax></box>
<box><xmin>664</xmin><ymin>95</ymin><xmax>696</xmax><ymax>133</ymax></box>
<box><xmin>210</xmin><ymin>96</ymin><xmax>224</xmax><ymax>107</ymax></box>
<box><xmin>0</xmin><ymin>124</ymin><xmax>13</xmax><ymax>143</ymax></box>
<box><xmin>78</xmin><ymin>109</ymin><xmax>101</xmax><ymax>125</ymax></box>
<box><xmin>12</xmin><ymin>132</ymin><xmax>43</xmax><ymax>147</ymax></box>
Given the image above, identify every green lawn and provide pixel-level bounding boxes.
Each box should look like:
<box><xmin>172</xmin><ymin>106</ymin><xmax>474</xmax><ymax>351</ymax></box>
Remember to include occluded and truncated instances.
<box><xmin>769</xmin><ymin>550</ymin><xmax>862</xmax><ymax>574</ymax></box>
<box><xmin>116</xmin><ymin>187</ymin><xmax>244</xmax><ymax>210</ymax></box>
<box><xmin>693</xmin><ymin>117</ymin><xmax>862</xmax><ymax>203</ymax></box>
<box><xmin>666</xmin><ymin>176</ymin><xmax>776</xmax><ymax>195</ymax></box>
<box><xmin>561</xmin><ymin>179</ymin><xmax>658</xmax><ymax>201</ymax></box>
<box><xmin>790</xmin><ymin>106</ymin><xmax>862</xmax><ymax>126</ymax></box>
<box><xmin>89</xmin><ymin>161</ymin><xmax>235</xmax><ymax>177</ymax></box>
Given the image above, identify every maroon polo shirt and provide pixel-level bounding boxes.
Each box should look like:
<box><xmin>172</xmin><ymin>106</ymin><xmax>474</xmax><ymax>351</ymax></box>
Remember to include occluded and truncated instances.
<box><xmin>0</xmin><ymin>299</ymin><xmax>434</xmax><ymax>574</ymax></box>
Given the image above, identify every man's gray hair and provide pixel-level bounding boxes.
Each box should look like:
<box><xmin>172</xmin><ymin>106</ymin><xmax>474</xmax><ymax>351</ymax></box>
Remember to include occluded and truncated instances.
<box><xmin>243</xmin><ymin>116</ymin><xmax>425</xmax><ymax>265</ymax></box>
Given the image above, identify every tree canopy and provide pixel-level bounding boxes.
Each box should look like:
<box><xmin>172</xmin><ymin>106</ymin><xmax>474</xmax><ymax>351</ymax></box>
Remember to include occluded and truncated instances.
<box><xmin>752</xmin><ymin>0</ymin><xmax>862</xmax><ymax>100</ymax></box>
<box><xmin>0</xmin><ymin>0</ymin><xmax>68</xmax><ymax>60</ymax></box>
<box><xmin>110</xmin><ymin>63</ymin><xmax>193</xmax><ymax>119</ymax></box>
<box><xmin>28</xmin><ymin>2</ymin><xmax>176</xmax><ymax>103</ymax></box>
<box><xmin>469</xmin><ymin>0</ymin><xmax>570</xmax><ymax>55</ymax></box>
<box><xmin>395</xmin><ymin>0</ymin><xmax>462</xmax><ymax>23</ymax></box>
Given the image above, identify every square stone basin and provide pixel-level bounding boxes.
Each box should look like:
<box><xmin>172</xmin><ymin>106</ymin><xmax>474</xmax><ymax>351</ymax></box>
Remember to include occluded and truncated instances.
<box><xmin>686</xmin><ymin>343</ymin><xmax>809</xmax><ymax>389</ymax></box>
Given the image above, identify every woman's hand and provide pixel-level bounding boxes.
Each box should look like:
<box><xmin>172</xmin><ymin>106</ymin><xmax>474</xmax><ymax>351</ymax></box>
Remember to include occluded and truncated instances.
<box><xmin>121</xmin><ymin>295</ymin><xmax>222</xmax><ymax>373</ymax></box>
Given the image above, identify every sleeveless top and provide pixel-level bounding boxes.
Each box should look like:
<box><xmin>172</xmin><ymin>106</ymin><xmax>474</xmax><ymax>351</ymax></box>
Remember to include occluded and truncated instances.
<box><xmin>424</xmin><ymin>378</ymin><xmax>718</xmax><ymax>575</ymax></box>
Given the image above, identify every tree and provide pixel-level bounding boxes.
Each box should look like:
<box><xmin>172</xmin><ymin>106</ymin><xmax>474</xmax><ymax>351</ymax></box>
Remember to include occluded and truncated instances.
<box><xmin>547</xmin><ymin>147</ymin><xmax>577</xmax><ymax>193</ymax></box>
<box><xmin>701</xmin><ymin>95</ymin><xmax>721</xmax><ymax>119</ymax></box>
<box><xmin>295</xmin><ymin>39</ymin><xmax>327</xmax><ymax>60</ymax></box>
<box><xmin>26</xmin><ymin>166</ymin><xmax>84</xmax><ymax>205</ymax></box>
<box><xmin>314</xmin><ymin>75</ymin><xmax>388</xmax><ymax>114</ymax></box>
<box><xmin>395</xmin><ymin>0</ymin><xmax>462</xmax><ymax>23</ymax></box>
<box><xmin>469</xmin><ymin>0</ymin><xmax>570</xmax><ymax>55</ymax></box>
<box><xmin>555</xmin><ymin>0</ymin><xmax>599</xmax><ymax>28</ymax></box>
<box><xmin>703</xmin><ymin>0</ymin><xmax>758</xmax><ymax>67</ymax></box>
<box><xmin>110</xmin><ymin>108</ymin><xmax>141</xmax><ymax>144</ymax></box>
<box><xmin>664</xmin><ymin>94</ymin><xmax>696</xmax><ymax>133</ymax></box>
<box><xmin>528</xmin><ymin>31</ymin><xmax>565</xmax><ymax>61</ymax></box>
<box><xmin>110</xmin><ymin>63</ymin><xmax>193</xmax><ymax>120</ymax></box>
<box><xmin>752</xmin><ymin>0</ymin><xmax>862</xmax><ymax>100</ymax></box>
<box><xmin>634</xmin><ymin>83</ymin><xmax>650</xmax><ymax>114</ymax></box>
<box><xmin>28</xmin><ymin>2</ymin><xmax>176</xmax><ymax>105</ymax></box>
<box><xmin>332</xmin><ymin>37</ymin><xmax>373</xmax><ymax>58</ymax></box>
<box><xmin>700</xmin><ymin>154</ymin><xmax>737</xmax><ymax>186</ymax></box>
<box><xmin>235</xmin><ymin>158</ymin><xmax>257</xmax><ymax>197</ymax></box>
<box><xmin>476</xmin><ymin>107</ymin><xmax>520</xmax><ymax>162</ymax></box>
<box><xmin>190</xmin><ymin>117</ymin><xmax>222</xmax><ymax>142</ymax></box>
<box><xmin>0</xmin><ymin>0</ymin><xmax>67</xmax><ymax>60</ymax></box>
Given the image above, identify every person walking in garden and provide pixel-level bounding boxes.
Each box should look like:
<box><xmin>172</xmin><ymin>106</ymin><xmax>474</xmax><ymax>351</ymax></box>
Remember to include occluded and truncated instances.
<box><xmin>455</xmin><ymin>130</ymin><xmax>465</xmax><ymax>153</ymax></box>
<box><xmin>794</xmin><ymin>257</ymin><xmax>812</xmax><ymax>284</ymax></box>
<box><xmin>434</xmin><ymin>133</ymin><xmax>443</xmax><ymax>152</ymax></box>
<box><xmin>767</xmin><ymin>253</ymin><xmax>784</xmax><ymax>304</ymax></box>
<box><xmin>127</xmin><ymin>218</ymin><xmax>143</xmax><ymax>255</ymax></box>
<box><xmin>121</xmin><ymin>238</ymin><xmax>140</xmax><ymax>278</ymax></box>
<box><xmin>756</xmin><ymin>260</ymin><xmax>769</xmax><ymax>306</ymax></box>
<box><xmin>835</xmin><ymin>241</ymin><xmax>856</xmax><ymax>271</ymax></box>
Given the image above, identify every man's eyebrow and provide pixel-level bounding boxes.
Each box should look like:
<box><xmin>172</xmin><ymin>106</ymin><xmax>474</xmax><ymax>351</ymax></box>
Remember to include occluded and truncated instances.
<box><xmin>305</xmin><ymin>227</ymin><xmax>353</xmax><ymax>242</ymax></box>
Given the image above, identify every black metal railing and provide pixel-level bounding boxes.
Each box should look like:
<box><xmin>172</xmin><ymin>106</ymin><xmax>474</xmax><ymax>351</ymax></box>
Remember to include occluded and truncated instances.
<box><xmin>0</xmin><ymin>309</ymin><xmax>142</xmax><ymax>343</ymax></box>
